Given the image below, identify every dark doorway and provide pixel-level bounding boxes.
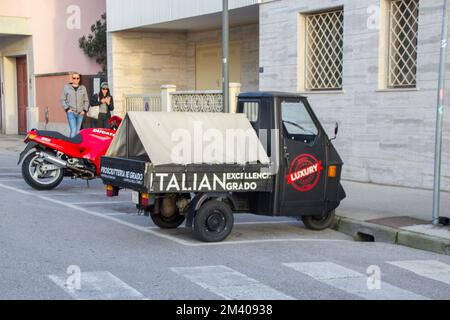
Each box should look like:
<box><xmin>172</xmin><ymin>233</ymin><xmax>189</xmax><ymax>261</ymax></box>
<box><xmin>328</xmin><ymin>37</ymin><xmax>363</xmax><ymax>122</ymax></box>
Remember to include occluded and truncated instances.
<box><xmin>16</xmin><ymin>56</ymin><xmax>28</xmax><ymax>134</ymax></box>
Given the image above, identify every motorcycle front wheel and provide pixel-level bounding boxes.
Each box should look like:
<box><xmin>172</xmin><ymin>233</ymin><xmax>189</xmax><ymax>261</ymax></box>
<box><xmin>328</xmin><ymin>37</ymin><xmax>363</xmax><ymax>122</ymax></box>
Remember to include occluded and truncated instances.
<box><xmin>22</xmin><ymin>151</ymin><xmax>64</xmax><ymax>190</ymax></box>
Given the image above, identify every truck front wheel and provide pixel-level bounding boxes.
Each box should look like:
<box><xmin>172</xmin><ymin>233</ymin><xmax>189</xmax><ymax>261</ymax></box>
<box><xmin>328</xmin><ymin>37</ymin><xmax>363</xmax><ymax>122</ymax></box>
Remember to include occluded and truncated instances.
<box><xmin>193</xmin><ymin>200</ymin><xmax>234</xmax><ymax>242</ymax></box>
<box><xmin>301</xmin><ymin>210</ymin><xmax>336</xmax><ymax>231</ymax></box>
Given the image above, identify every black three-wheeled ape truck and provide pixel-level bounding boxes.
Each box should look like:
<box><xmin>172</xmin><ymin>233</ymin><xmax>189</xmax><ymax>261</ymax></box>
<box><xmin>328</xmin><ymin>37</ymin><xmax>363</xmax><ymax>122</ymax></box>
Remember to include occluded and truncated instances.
<box><xmin>100</xmin><ymin>92</ymin><xmax>346</xmax><ymax>242</ymax></box>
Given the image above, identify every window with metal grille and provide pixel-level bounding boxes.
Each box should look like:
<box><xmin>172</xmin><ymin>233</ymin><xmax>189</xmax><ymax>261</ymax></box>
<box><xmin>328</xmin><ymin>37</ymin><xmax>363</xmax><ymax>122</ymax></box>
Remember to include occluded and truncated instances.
<box><xmin>305</xmin><ymin>9</ymin><xmax>344</xmax><ymax>91</ymax></box>
<box><xmin>388</xmin><ymin>0</ymin><xmax>419</xmax><ymax>88</ymax></box>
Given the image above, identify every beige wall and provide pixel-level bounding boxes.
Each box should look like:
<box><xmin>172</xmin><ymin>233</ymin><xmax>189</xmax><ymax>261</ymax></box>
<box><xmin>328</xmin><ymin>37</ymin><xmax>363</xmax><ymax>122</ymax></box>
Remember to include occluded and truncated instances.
<box><xmin>186</xmin><ymin>24</ymin><xmax>259</xmax><ymax>92</ymax></box>
<box><xmin>0</xmin><ymin>16</ymin><xmax>32</xmax><ymax>36</ymax></box>
<box><xmin>110</xmin><ymin>31</ymin><xmax>189</xmax><ymax>114</ymax></box>
<box><xmin>3</xmin><ymin>56</ymin><xmax>18</xmax><ymax>134</ymax></box>
<box><xmin>109</xmin><ymin>24</ymin><xmax>259</xmax><ymax>113</ymax></box>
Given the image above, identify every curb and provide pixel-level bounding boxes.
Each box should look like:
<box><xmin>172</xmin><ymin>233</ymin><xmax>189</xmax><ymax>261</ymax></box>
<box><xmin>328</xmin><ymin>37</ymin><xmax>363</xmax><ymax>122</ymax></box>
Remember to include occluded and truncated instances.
<box><xmin>333</xmin><ymin>216</ymin><xmax>450</xmax><ymax>256</ymax></box>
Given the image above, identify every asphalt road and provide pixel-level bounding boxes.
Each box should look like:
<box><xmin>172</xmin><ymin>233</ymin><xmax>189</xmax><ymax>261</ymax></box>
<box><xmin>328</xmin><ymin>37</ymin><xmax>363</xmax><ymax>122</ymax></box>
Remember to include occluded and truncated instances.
<box><xmin>0</xmin><ymin>148</ymin><xmax>449</xmax><ymax>300</ymax></box>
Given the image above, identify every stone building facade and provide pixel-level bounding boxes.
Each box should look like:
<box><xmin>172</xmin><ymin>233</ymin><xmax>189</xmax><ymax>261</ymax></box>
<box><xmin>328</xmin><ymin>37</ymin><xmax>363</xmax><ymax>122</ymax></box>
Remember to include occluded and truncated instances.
<box><xmin>107</xmin><ymin>0</ymin><xmax>450</xmax><ymax>191</ymax></box>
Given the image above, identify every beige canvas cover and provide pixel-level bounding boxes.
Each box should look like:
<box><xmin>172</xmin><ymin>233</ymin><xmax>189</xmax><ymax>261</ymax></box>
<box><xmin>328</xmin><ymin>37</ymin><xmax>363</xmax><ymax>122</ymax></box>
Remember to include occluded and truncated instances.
<box><xmin>106</xmin><ymin>112</ymin><xmax>270</xmax><ymax>166</ymax></box>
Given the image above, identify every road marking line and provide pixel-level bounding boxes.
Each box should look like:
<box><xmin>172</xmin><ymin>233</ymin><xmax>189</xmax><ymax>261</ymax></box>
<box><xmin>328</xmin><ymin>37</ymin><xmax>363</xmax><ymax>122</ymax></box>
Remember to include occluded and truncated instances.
<box><xmin>234</xmin><ymin>220</ymin><xmax>296</xmax><ymax>225</ymax></box>
<box><xmin>0</xmin><ymin>183</ymin><xmax>193</xmax><ymax>246</ymax></box>
<box><xmin>48</xmin><ymin>271</ymin><xmax>146</xmax><ymax>300</ymax></box>
<box><xmin>68</xmin><ymin>201</ymin><xmax>133</xmax><ymax>205</ymax></box>
<box><xmin>94</xmin><ymin>212</ymin><xmax>141</xmax><ymax>217</ymax></box>
<box><xmin>0</xmin><ymin>183</ymin><xmax>351</xmax><ymax>247</ymax></box>
<box><xmin>184</xmin><ymin>238</ymin><xmax>347</xmax><ymax>246</ymax></box>
<box><xmin>104</xmin><ymin>212</ymin><xmax>135</xmax><ymax>217</ymax></box>
<box><xmin>171</xmin><ymin>266</ymin><xmax>294</xmax><ymax>300</ymax></box>
<box><xmin>387</xmin><ymin>260</ymin><xmax>450</xmax><ymax>285</ymax></box>
<box><xmin>44</xmin><ymin>192</ymin><xmax>118</xmax><ymax>197</ymax></box>
<box><xmin>283</xmin><ymin>262</ymin><xmax>428</xmax><ymax>300</ymax></box>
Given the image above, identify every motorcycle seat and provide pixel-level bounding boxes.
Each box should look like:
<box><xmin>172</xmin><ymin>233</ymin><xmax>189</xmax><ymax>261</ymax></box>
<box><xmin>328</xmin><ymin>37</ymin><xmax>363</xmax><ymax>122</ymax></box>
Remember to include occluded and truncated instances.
<box><xmin>35</xmin><ymin>130</ymin><xmax>83</xmax><ymax>144</ymax></box>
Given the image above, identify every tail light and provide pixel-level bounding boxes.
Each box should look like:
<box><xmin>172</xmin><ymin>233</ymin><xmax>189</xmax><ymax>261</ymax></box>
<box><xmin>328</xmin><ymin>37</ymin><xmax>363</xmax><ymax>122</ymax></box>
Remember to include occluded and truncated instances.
<box><xmin>106</xmin><ymin>185</ymin><xmax>119</xmax><ymax>197</ymax></box>
<box><xmin>141</xmin><ymin>193</ymin><xmax>149</xmax><ymax>207</ymax></box>
<box><xmin>26</xmin><ymin>133</ymin><xmax>37</xmax><ymax>142</ymax></box>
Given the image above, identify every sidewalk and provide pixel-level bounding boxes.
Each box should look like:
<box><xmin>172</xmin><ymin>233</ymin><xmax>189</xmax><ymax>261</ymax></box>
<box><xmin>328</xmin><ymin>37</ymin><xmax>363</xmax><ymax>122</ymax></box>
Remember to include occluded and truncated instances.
<box><xmin>335</xmin><ymin>181</ymin><xmax>450</xmax><ymax>256</ymax></box>
<box><xmin>1</xmin><ymin>134</ymin><xmax>449</xmax><ymax>255</ymax></box>
<box><xmin>0</xmin><ymin>134</ymin><xmax>25</xmax><ymax>154</ymax></box>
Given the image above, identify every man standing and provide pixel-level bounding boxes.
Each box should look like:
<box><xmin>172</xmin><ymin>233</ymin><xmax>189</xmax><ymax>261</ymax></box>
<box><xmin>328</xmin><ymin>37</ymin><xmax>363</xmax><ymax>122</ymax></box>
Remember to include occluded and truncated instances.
<box><xmin>60</xmin><ymin>72</ymin><xmax>89</xmax><ymax>137</ymax></box>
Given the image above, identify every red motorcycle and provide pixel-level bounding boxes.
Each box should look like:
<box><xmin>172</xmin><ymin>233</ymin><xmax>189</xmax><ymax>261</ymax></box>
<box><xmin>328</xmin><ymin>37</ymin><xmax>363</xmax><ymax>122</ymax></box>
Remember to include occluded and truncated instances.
<box><xmin>17</xmin><ymin>116</ymin><xmax>122</xmax><ymax>190</ymax></box>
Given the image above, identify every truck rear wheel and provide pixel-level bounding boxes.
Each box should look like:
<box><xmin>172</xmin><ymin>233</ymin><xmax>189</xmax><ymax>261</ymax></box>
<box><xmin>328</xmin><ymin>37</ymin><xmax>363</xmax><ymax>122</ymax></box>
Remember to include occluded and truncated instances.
<box><xmin>193</xmin><ymin>200</ymin><xmax>234</xmax><ymax>242</ymax></box>
<box><xmin>301</xmin><ymin>210</ymin><xmax>336</xmax><ymax>231</ymax></box>
<box><xmin>150</xmin><ymin>196</ymin><xmax>185</xmax><ymax>229</ymax></box>
<box><xmin>151</xmin><ymin>213</ymin><xmax>185</xmax><ymax>229</ymax></box>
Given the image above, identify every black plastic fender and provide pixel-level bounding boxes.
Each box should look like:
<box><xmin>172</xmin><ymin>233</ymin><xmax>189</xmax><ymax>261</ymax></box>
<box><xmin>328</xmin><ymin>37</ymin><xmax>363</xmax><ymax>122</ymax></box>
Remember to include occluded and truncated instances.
<box><xmin>17</xmin><ymin>142</ymin><xmax>39</xmax><ymax>165</ymax></box>
<box><xmin>185</xmin><ymin>193</ymin><xmax>238</xmax><ymax>228</ymax></box>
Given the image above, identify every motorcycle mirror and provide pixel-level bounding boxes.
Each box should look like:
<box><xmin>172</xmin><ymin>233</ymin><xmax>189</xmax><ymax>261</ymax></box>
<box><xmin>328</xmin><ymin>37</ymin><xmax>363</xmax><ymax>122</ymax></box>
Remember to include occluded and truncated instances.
<box><xmin>109</xmin><ymin>116</ymin><xmax>123</xmax><ymax>130</ymax></box>
<box><xmin>330</xmin><ymin>122</ymin><xmax>339</xmax><ymax>142</ymax></box>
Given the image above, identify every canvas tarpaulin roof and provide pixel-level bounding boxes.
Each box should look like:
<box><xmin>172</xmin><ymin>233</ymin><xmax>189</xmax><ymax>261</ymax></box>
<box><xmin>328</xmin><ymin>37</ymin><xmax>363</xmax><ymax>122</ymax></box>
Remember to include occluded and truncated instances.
<box><xmin>106</xmin><ymin>112</ymin><xmax>270</xmax><ymax>166</ymax></box>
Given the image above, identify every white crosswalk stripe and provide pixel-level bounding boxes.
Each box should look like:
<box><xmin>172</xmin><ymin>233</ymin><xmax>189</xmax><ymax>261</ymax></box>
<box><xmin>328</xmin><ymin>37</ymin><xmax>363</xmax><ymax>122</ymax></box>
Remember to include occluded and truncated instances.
<box><xmin>171</xmin><ymin>265</ymin><xmax>294</xmax><ymax>300</ymax></box>
<box><xmin>49</xmin><ymin>271</ymin><xmax>146</xmax><ymax>300</ymax></box>
<box><xmin>283</xmin><ymin>262</ymin><xmax>428</xmax><ymax>300</ymax></box>
<box><xmin>387</xmin><ymin>260</ymin><xmax>450</xmax><ymax>285</ymax></box>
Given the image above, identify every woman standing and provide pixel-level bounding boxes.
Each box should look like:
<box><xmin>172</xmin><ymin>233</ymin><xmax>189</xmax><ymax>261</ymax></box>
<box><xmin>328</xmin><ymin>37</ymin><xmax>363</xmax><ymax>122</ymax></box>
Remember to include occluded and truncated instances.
<box><xmin>90</xmin><ymin>82</ymin><xmax>114</xmax><ymax>128</ymax></box>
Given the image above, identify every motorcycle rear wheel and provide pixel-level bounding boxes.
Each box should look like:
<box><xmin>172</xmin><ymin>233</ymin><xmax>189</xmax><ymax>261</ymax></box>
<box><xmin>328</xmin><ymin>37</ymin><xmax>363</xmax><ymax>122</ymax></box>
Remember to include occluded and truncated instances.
<box><xmin>22</xmin><ymin>151</ymin><xmax>64</xmax><ymax>190</ymax></box>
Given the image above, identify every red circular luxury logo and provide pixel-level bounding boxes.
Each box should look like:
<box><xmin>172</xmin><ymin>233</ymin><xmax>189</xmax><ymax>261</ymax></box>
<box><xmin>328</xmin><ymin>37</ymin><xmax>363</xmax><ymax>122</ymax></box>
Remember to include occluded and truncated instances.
<box><xmin>287</xmin><ymin>154</ymin><xmax>323</xmax><ymax>192</ymax></box>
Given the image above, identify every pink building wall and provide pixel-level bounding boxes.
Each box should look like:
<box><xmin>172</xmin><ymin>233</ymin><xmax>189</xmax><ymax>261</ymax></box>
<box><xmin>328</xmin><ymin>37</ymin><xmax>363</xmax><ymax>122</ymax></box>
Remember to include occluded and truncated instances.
<box><xmin>1</xmin><ymin>0</ymin><xmax>106</xmax><ymax>131</ymax></box>
<box><xmin>0</xmin><ymin>0</ymin><xmax>106</xmax><ymax>75</ymax></box>
<box><xmin>35</xmin><ymin>75</ymin><xmax>73</xmax><ymax>123</ymax></box>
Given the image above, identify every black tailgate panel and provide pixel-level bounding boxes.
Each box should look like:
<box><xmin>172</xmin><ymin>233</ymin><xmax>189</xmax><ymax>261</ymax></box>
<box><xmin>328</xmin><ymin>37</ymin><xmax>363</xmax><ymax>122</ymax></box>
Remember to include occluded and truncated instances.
<box><xmin>100</xmin><ymin>157</ymin><xmax>147</xmax><ymax>191</ymax></box>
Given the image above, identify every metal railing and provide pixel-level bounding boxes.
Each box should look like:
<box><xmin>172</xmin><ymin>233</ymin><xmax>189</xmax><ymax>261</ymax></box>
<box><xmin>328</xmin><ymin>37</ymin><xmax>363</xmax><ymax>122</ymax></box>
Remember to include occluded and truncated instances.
<box><xmin>124</xmin><ymin>94</ymin><xmax>162</xmax><ymax>112</ymax></box>
<box><xmin>123</xmin><ymin>84</ymin><xmax>241</xmax><ymax>113</ymax></box>
<box><xmin>171</xmin><ymin>91</ymin><xmax>224</xmax><ymax>112</ymax></box>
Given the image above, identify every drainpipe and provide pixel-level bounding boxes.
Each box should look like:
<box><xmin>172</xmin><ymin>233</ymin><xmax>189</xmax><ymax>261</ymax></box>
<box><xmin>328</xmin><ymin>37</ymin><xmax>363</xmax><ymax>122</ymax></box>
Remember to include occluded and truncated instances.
<box><xmin>222</xmin><ymin>0</ymin><xmax>229</xmax><ymax>113</ymax></box>
<box><xmin>432</xmin><ymin>0</ymin><xmax>450</xmax><ymax>225</ymax></box>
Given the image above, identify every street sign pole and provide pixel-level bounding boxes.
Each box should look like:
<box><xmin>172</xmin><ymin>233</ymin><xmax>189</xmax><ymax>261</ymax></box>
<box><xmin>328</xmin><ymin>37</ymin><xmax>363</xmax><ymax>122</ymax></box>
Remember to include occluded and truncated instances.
<box><xmin>222</xmin><ymin>0</ymin><xmax>229</xmax><ymax>113</ymax></box>
<box><xmin>432</xmin><ymin>0</ymin><xmax>450</xmax><ymax>225</ymax></box>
